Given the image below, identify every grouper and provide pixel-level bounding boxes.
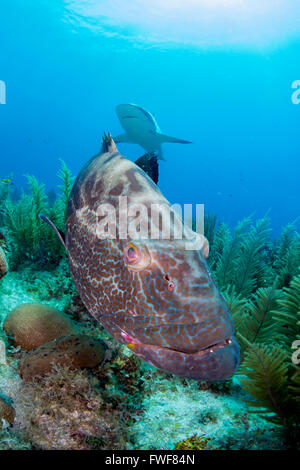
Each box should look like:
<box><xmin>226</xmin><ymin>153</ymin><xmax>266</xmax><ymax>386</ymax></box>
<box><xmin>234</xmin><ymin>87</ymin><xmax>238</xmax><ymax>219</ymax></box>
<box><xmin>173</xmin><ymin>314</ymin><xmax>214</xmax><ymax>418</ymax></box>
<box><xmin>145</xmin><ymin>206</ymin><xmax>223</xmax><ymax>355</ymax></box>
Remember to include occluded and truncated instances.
<box><xmin>42</xmin><ymin>134</ymin><xmax>240</xmax><ymax>381</ymax></box>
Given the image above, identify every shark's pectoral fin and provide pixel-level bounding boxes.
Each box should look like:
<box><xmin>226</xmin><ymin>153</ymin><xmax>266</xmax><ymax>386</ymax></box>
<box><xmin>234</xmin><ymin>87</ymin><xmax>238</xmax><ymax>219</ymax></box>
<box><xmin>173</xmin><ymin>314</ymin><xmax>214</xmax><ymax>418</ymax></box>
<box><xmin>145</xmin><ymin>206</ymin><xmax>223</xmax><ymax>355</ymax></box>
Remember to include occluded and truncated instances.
<box><xmin>157</xmin><ymin>133</ymin><xmax>192</xmax><ymax>145</ymax></box>
<box><xmin>113</xmin><ymin>133</ymin><xmax>133</xmax><ymax>144</ymax></box>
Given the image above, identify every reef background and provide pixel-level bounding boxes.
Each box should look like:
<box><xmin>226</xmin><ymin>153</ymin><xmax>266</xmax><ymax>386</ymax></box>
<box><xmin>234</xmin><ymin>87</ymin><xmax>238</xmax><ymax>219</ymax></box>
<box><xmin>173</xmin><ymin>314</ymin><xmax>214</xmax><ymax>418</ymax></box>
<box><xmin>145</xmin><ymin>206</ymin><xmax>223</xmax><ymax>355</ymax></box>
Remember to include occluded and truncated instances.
<box><xmin>1</xmin><ymin>0</ymin><xmax>300</xmax><ymax>451</ymax></box>
<box><xmin>0</xmin><ymin>170</ymin><xmax>299</xmax><ymax>450</ymax></box>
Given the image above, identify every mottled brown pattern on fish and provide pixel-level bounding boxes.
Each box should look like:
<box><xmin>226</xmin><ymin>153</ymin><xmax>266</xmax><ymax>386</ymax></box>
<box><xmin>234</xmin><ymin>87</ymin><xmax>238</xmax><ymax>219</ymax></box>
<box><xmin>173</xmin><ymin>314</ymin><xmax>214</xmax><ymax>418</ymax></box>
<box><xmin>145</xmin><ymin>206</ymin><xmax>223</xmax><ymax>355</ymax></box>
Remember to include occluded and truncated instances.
<box><xmin>65</xmin><ymin>136</ymin><xmax>239</xmax><ymax>380</ymax></box>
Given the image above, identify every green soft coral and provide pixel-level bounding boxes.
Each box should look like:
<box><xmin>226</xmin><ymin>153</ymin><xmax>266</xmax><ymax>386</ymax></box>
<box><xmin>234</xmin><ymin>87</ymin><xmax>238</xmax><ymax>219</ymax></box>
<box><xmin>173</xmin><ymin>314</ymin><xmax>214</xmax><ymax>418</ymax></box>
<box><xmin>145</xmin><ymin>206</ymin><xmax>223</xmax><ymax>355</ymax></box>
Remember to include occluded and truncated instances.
<box><xmin>239</xmin><ymin>340</ymin><xmax>300</xmax><ymax>447</ymax></box>
<box><xmin>239</xmin><ymin>341</ymin><xmax>290</xmax><ymax>423</ymax></box>
<box><xmin>207</xmin><ymin>215</ymin><xmax>300</xmax><ymax>446</ymax></box>
<box><xmin>237</xmin><ymin>284</ymin><xmax>281</xmax><ymax>347</ymax></box>
<box><xmin>273</xmin><ymin>273</ymin><xmax>300</xmax><ymax>349</ymax></box>
<box><xmin>3</xmin><ymin>161</ymin><xmax>74</xmax><ymax>267</ymax></box>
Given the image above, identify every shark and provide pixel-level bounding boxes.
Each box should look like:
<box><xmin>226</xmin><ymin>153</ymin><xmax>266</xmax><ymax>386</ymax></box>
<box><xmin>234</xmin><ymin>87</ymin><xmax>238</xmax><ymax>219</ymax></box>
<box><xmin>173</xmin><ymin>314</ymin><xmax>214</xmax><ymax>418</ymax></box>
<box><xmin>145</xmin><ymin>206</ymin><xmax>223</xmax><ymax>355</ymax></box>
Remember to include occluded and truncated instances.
<box><xmin>114</xmin><ymin>103</ymin><xmax>192</xmax><ymax>160</ymax></box>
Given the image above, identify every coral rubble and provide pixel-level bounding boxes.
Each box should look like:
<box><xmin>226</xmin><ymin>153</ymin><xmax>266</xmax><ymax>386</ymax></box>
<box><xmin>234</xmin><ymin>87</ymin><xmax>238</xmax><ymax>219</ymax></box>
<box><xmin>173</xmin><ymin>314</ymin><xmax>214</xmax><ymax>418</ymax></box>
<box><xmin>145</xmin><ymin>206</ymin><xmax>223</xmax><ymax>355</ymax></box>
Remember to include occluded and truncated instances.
<box><xmin>0</xmin><ymin>395</ymin><xmax>15</xmax><ymax>427</ymax></box>
<box><xmin>14</xmin><ymin>366</ymin><xmax>126</xmax><ymax>450</ymax></box>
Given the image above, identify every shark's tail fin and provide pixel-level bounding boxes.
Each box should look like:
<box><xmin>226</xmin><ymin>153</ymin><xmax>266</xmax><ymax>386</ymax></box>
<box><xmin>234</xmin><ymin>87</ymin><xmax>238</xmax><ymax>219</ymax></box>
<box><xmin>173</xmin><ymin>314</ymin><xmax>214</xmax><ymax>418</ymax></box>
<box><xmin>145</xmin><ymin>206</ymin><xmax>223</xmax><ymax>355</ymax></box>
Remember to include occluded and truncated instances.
<box><xmin>157</xmin><ymin>133</ymin><xmax>192</xmax><ymax>145</ymax></box>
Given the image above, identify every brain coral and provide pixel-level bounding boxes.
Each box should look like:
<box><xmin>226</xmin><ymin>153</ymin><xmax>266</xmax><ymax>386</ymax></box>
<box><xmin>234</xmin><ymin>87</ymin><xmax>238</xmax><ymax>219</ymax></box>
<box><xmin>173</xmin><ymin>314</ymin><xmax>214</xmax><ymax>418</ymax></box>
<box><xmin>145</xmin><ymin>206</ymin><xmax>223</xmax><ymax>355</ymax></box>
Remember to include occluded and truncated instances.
<box><xmin>0</xmin><ymin>396</ymin><xmax>15</xmax><ymax>427</ymax></box>
<box><xmin>19</xmin><ymin>335</ymin><xmax>106</xmax><ymax>381</ymax></box>
<box><xmin>0</xmin><ymin>247</ymin><xmax>8</xmax><ymax>280</ymax></box>
<box><xmin>4</xmin><ymin>303</ymin><xmax>76</xmax><ymax>350</ymax></box>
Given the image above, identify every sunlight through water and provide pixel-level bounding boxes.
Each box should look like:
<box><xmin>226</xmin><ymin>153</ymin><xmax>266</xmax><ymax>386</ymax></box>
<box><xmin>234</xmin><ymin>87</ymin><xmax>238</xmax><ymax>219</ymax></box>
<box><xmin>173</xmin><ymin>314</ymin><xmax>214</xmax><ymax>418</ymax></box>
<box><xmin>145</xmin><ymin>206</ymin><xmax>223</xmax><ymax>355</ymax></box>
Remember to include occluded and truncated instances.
<box><xmin>64</xmin><ymin>0</ymin><xmax>300</xmax><ymax>48</ymax></box>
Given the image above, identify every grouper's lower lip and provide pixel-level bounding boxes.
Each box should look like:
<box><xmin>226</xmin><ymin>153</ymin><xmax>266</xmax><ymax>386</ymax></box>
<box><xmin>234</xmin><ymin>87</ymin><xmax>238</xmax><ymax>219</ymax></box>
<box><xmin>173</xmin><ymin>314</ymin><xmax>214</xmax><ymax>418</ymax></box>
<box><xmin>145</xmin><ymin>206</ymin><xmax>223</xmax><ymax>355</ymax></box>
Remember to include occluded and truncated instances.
<box><xmin>121</xmin><ymin>330</ymin><xmax>233</xmax><ymax>358</ymax></box>
<box><xmin>120</xmin><ymin>330</ymin><xmax>240</xmax><ymax>381</ymax></box>
<box><xmin>148</xmin><ymin>336</ymin><xmax>236</xmax><ymax>364</ymax></box>
<box><xmin>192</xmin><ymin>337</ymin><xmax>234</xmax><ymax>358</ymax></box>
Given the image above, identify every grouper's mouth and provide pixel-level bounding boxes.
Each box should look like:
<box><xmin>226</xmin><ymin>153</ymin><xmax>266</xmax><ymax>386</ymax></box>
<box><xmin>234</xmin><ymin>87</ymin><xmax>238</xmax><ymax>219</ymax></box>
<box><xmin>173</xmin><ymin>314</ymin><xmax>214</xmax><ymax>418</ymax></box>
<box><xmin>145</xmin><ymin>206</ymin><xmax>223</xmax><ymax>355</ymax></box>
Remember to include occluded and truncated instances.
<box><xmin>121</xmin><ymin>330</ymin><xmax>234</xmax><ymax>358</ymax></box>
<box><xmin>187</xmin><ymin>336</ymin><xmax>234</xmax><ymax>357</ymax></box>
<box><xmin>120</xmin><ymin>329</ymin><xmax>240</xmax><ymax>381</ymax></box>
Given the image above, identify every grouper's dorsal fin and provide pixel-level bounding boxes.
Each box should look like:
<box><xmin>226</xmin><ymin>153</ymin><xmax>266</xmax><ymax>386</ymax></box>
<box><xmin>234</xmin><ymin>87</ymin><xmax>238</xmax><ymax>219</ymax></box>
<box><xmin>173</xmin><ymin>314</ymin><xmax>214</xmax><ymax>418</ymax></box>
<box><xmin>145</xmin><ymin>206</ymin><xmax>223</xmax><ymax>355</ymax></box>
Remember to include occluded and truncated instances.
<box><xmin>135</xmin><ymin>153</ymin><xmax>159</xmax><ymax>185</ymax></box>
<box><xmin>101</xmin><ymin>132</ymin><xmax>118</xmax><ymax>154</ymax></box>
<box><xmin>39</xmin><ymin>214</ymin><xmax>66</xmax><ymax>249</ymax></box>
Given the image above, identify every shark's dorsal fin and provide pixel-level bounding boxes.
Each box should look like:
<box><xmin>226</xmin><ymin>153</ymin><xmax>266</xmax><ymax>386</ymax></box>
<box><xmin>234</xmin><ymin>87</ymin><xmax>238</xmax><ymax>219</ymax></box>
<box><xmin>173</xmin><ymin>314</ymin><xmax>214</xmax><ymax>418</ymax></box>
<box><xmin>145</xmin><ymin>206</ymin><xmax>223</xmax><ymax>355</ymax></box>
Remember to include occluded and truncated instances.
<box><xmin>101</xmin><ymin>132</ymin><xmax>118</xmax><ymax>153</ymax></box>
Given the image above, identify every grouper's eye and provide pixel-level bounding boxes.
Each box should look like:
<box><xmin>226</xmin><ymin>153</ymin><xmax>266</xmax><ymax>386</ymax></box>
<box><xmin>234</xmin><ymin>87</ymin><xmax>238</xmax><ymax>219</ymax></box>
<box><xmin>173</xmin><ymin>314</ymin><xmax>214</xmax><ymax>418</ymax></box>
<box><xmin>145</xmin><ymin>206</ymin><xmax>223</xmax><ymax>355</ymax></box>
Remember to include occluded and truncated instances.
<box><xmin>126</xmin><ymin>244</ymin><xmax>139</xmax><ymax>262</ymax></box>
<box><xmin>123</xmin><ymin>242</ymin><xmax>151</xmax><ymax>272</ymax></box>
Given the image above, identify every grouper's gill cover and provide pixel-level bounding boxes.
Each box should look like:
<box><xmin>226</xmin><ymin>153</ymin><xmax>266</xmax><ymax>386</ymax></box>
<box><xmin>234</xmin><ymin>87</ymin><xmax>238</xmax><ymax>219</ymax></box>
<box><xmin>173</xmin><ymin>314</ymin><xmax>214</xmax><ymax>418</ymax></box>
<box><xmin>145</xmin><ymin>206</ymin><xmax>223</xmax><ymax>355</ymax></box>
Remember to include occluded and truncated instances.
<box><xmin>65</xmin><ymin>135</ymin><xmax>240</xmax><ymax>381</ymax></box>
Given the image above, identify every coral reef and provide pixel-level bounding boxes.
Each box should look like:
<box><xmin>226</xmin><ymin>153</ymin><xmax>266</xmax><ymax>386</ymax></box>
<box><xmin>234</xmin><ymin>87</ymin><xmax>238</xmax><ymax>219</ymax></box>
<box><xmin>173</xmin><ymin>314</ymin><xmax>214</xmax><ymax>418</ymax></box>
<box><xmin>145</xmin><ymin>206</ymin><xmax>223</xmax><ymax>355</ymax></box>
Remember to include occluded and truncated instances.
<box><xmin>0</xmin><ymin>247</ymin><xmax>8</xmax><ymax>280</ymax></box>
<box><xmin>4</xmin><ymin>303</ymin><xmax>77</xmax><ymax>350</ymax></box>
<box><xmin>0</xmin><ymin>395</ymin><xmax>15</xmax><ymax>427</ymax></box>
<box><xmin>0</xmin><ymin>428</ymin><xmax>31</xmax><ymax>450</ymax></box>
<box><xmin>13</xmin><ymin>365</ymin><xmax>126</xmax><ymax>450</ymax></box>
<box><xmin>1</xmin><ymin>167</ymin><xmax>300</xmax><ymax>451</ymax></box>
<box><xmin>19</xmin><ymin>335</ymin><xmax>106</xmax><ymax>381</ymax></box>
<box><xmin>174</xmin><ymin>434</ymin><xmax>211</xmax><ymax>450</ymax></box>
<box><xmin>128</xmin><ymin>372</ymin><xmax>284</xmax><ymax>450</ymax></box>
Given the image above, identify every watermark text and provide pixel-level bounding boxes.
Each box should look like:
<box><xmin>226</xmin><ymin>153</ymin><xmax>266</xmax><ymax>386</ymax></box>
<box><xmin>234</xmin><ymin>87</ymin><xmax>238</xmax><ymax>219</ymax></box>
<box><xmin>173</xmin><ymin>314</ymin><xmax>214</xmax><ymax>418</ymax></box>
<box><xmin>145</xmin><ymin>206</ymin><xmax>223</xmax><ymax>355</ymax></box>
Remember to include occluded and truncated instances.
<box><xmin>0</xmin><ymin>80</ymin><xmax>6</xmax><ymax>104</ymax></box>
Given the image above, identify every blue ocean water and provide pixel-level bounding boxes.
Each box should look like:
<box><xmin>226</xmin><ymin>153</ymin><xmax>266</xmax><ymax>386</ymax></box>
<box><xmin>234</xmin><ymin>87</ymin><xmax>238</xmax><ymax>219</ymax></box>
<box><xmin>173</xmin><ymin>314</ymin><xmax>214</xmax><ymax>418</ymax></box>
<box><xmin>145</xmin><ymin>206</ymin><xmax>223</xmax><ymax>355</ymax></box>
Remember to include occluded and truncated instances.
<box><xmin>1</xmin><ymin>2</ymin><xmax>300</xmax><ymax>451</ymax></box>
<box><xmin>1</xmin><ymin>0</ymin><xmax>300</xmax><ymax>234</ymax></box>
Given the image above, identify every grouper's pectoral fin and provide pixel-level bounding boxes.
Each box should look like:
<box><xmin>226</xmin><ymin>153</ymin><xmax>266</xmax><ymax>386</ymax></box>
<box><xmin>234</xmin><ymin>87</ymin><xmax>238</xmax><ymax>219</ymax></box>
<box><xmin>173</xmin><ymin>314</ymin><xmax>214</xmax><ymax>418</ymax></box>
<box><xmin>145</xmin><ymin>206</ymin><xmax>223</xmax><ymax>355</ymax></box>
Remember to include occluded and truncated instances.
<box><xmin>157</xmin><ymin>133</ymin><xmax>192</xmax><ymax>145</ymax></box>
<box><xmin>39</xmin><ymin>214</ymin><xmax>66</xmax><ymax>249</ymax></box>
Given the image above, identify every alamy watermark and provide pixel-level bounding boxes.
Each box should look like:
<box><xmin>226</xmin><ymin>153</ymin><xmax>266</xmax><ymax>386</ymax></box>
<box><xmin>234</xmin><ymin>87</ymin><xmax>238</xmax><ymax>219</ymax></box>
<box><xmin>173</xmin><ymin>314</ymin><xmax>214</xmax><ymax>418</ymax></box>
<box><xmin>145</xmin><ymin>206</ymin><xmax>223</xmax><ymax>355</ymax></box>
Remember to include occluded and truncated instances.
<box><xmin>0</xmin><ymin>80</ymin><xmax>6</xmax><ymax>104</ymax></box>
<box><xmin>291</xmin><ymin>80</ymin><xmax>300</xmax><ymax>105</ymax></box>
<box><xmin>290</xmin><ymin>81</ymin><xmax>300</xmax><ymax>368</ymax></box>
<box><xmin>82</xmin><ymin>197</ymin><xmax>206</xmax><ymax>251</ymax></box>
<box><xmin>292</xmin><ymin>340</ymin><xmax>300</xmax><ymax>365</ymax></box>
